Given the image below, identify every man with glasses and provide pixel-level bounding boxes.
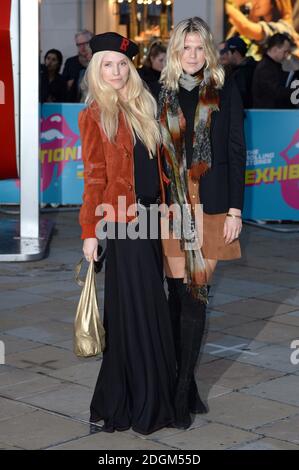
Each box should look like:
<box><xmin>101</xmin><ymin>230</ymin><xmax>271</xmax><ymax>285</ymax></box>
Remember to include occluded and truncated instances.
<box><xmin>63</xmin><ymin>30</ymin><xmax>94</xmax><ymax>102</ymax></box>
<box><xmin>252</xmin><ymin>32</ymin><xmax>297</xmax><ymax>108</ymax></box>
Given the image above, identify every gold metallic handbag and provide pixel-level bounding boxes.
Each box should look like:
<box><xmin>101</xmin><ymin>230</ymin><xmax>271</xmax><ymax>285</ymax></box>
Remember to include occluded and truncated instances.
<box><xmin>74</xmin><ymin>258</ymin><xmax>105</xmax><ymax>357</ymax></box>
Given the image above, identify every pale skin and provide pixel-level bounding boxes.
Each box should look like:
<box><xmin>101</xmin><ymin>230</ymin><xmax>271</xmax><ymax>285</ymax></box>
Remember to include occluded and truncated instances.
<box><xmin>227</xmin><ymin>49</ymin><xmax>246</xmax><ymax>66</ymax></box>
<box><xmin>76</xmin><ymin>33</ymin><xmax>92</xmax><ymax>60</ymax></box>
<box><xmin>83</xmin><ymin>51</ymin><xmax>130</xmax><ymax>262</ymax></box>
<box><xmin>226</xmin><ymin>1</ymin><xmax>299</xmax><ymax>56</ymax></box>
<box><xmin>165</xmin><ymin>33</ymin><xmax>242</xmax><ymax>282</ymax></box>
<box><xmin>218</xmin><ymin>42</ymin><xmax>231</xmax><ymax>66</ymax></box>
<box><xmin>44</xmin><ymin>52</ymin><xmax>61</xmax><ymax>102</ymax></box>
<box><xmin>67</xmin><ymin>33</ymin><xmax>93</xmax><ymax>91</ymax></box>
<box><xmin>150</xmin><ymin>52</ymin><xmax>166</xmax><ymax>72</ymax></box>
<box><xmin>226</xmin><ymin>0</ymin><xmax>283</xmax><ymax>41</ymax></box>
<box><xmin>44</xmin><ymin>53</ymin><xmax>60</xmax><ymax>80</ymax></box>
<box><xmin>267</xmin><ymin>40</ymin><xmax>292</xmax><ymax>63</ymax></box>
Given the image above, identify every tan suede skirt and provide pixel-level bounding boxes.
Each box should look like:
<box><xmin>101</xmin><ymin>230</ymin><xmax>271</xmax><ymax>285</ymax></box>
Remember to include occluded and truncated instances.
<box><xmin>161</xmin><ymin>174</ymin><xmax>241</xmax><ymax>261</ymax></box>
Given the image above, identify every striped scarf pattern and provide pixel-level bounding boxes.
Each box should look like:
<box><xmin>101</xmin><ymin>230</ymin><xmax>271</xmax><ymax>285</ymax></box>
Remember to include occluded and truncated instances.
<box><xmin>158</xmin><ymin>77</ymin><xmax>219</xmax><ymax>303</ymax></box>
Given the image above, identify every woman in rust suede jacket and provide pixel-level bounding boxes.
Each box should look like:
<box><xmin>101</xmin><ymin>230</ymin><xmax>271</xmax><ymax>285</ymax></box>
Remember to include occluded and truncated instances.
<box><xmin>78</xmin><ymin>32</ymin><xmax>176</xmax><ymax>435</ymax></box>
<box><xmin>79</xmin><ymin>104</ymin><xmax>168</xmax><ymax>238</ymax></box>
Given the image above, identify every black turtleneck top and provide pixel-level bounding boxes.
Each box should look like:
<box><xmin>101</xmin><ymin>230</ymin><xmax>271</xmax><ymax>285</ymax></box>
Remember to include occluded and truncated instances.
<box><xmin>178</xmin><ymin>85</ymin><xmax>199</xmax><ymax>169</ymax></box>
<box><xmin>133</xmin><ymin>135</ymin><xmax>160</xmax><ymax>199</ymax></box>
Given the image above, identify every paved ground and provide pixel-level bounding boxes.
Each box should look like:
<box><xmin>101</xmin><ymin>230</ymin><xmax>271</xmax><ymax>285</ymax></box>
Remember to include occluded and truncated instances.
<box><xmin>0</xmin><ymin>209</ymin><xmax>299</xmax><ymax>450</ymax></box>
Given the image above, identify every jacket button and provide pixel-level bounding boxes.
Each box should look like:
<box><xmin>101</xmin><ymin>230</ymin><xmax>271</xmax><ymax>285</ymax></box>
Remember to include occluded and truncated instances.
<box><xmin>125</xmin><ymin>152</ymin><xmax>130</xmax><ymax>158</ymax></box>
<box><xmin>128</xmin><ymin>183</ymin><xmax>132</xmax><ymax>190</ymax></box>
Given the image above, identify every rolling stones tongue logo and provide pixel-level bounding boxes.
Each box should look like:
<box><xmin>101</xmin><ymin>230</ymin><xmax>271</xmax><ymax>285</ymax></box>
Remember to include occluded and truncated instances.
<box><xmin>39</xmin><ymin>113</ymin><xmax>80</xmax><ymax>191</ymax></box>
<box><xmin>279</xmin><ymin>128</ymin><xmax>299</xmax><ymax>210</ymax></box>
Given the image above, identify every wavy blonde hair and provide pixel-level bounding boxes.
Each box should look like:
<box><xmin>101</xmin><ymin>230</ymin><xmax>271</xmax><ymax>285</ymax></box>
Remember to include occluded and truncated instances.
<box><xmin>84</xmin><ymin>51</ymin><xmax>161</xmax><ymax>157</ymax></box>
<box><xmin>160</xmin><ymin>17</ymin><xmax>225</xmax><ymax>91</ymax></box>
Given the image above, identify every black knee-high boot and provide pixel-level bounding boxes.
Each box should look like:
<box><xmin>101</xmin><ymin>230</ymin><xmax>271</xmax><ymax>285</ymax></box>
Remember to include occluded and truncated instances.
<box><xmin>174</xmin><ymin>288</ymin><xmax>207</xmax><ymax>429</ymax></box>
<box><xmin>166</xmin><ymin>278</ymin><xmax>183</xmax><ymax>367</ymax></box>
<box><xmin>166</xmin><ymin>278</ymin><xmax>208</xmax><ymax>418</ymax></box>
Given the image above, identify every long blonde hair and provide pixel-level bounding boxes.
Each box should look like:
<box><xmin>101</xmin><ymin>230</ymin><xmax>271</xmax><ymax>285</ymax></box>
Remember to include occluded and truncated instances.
<box><xmin>160</xmin><ymin>17</ymin><xmax>225</xmax><ymax>91</ymax></box>
<box><xmin>84</xmin><ymin>51</ymin><xmax>161</xmax><ymax>157</ymax></box>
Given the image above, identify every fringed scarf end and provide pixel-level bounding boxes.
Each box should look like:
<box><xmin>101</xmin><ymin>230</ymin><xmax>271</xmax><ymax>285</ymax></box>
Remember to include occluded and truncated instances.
<box><xmin>186</xmin><ymin>282</ymin><xmax>209</xmax><ymax>305</ymax></box>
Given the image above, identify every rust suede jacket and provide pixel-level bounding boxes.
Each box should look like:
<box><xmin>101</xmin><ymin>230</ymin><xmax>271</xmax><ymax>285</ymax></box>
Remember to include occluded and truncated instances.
<box><xmin>79</xmin><ymin>105</ymin><xmax>168</xmax><ymax>240</ymax></box>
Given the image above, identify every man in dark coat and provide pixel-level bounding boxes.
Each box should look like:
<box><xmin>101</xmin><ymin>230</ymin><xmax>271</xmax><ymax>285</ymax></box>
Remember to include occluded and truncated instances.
<box><xmin>62</xmin><ymin>30</ymin><xmax>93</xmax><ymax>102</ymax></box>
<box><xmin>252</xmin><ymin>33</ymin><xmax>295</xmax><ymax>108</ymax></box>
<box><xmin>222</xmin><ymin>36</ymin><xmax>257</xmax><ymax>109</ymax></box>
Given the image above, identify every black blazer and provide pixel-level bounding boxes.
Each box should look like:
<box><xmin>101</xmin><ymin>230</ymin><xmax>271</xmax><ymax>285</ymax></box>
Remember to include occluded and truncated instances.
<box><xmin>252</xmin><ymin>54</ymin><xmax>295</xmax><ymax>109</ymax></box>
<box><xmin>155</xmin><ymin>78</ymin><xmax>246</xmax><ymax>214</ymax></box>
<box><xmin>201</xmin><ymin>77</ymin><xmax>246</xmax><ymax>213</ymax></box>
<box><xmin>151</xmin><ymin>78</ymin><xmax>246</xmax><ymax>214</ymax></box>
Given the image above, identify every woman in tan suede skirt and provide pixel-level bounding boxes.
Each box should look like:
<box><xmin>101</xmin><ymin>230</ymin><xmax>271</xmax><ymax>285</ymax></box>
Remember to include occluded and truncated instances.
<box><xmin>156</xmin><ymin>17</ymin><xmax>246</xmax><ymax>430</ymax></box>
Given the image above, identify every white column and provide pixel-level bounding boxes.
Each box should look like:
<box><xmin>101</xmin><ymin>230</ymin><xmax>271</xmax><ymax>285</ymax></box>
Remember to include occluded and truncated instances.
<box><xmin>174</xmin><ymin>0</ymin><xmax>209</xmax><ymax>24</ymax></box>
<box><xmin>20</xmin><ymin>0</ymin><xmax>39</xmax><ymax>238</ymax></box>
<box><xmin>40</xmin><ymin>0</ymin><xmax>81</xmax><ymax>64</ymax></box>
<box><xmin>39</xmin><ymin>0</ymin><xmax>119</xmax><ymax>64</ymax></box>
<box><xmin>95</xmin><ymin>0</ymin><xmax>118</xmax><ymax>34</ymax></box>
<box><xmin>210</xmin><ymin>0</ymin><xmax>224</xmax><ymax>44</ymax></box>
<box><xmin>173</xmin><ymin>0</ymin><xmax>224</xmax><ymax>44</ymax></box>
<box><xmin>79</xmin><ymin>0</ymin><xmax>96</xmax><ymax>33</ymax></box>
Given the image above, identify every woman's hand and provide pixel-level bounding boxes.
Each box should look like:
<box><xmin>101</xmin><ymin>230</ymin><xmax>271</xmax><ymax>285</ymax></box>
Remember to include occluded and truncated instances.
<box><xmin>83</xmin><ymin>238</ymin><xmax>98</xmax><ymax>262</ymax></box>
<box><xmin>225</xmin><ymin>2</ymin><xmax>264</xmax><ymax>41</ymax></box>
<box><xmin>225</xmin><ymin>2</ymin><xmax>239</xmax><ymax>17</ymax></box>
<box><xmin>223</xmin><ymin>210</ymin><xmax>242</xmax><ymax>245</ymax></box>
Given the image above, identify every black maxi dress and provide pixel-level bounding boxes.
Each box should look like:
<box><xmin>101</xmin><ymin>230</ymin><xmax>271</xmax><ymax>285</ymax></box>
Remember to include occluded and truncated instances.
<box><xmin>90</xmin><ymin>136</ymin><xmax>176</xmax><ymax>434</ymax></box>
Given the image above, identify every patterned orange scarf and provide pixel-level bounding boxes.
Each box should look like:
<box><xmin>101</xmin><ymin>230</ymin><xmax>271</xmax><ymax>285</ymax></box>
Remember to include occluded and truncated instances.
<box><xmin>158</xmin><ymin>77</ymin><xmax>219</xmax><ymax>303</ymax></box>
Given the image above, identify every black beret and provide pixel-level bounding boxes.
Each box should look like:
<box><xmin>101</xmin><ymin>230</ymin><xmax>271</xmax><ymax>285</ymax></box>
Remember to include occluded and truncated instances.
<box><xmin>90</xmin><ymin>32</ymin><xmax>139</xmax><ymax>60</ymax></box>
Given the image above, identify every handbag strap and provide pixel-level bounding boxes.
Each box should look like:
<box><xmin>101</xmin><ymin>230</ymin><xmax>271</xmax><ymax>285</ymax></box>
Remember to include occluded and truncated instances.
<box><xmin>74</xmin><ymin>258</ymin><xmax>94</xmax><ymax>287</ymax></box>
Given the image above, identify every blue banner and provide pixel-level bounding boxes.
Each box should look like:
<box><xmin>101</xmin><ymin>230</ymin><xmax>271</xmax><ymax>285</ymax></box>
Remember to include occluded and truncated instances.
<box><xmin>0</xmin><ymin>106</ymin><xmax>299</xmax><ymax>221</ymax></box>
<box><xmin>243</xmin><ymin>110</ymin><xmax>299</xmax><ymax>220</ymax></box>
<box><xmin>0</xmin><ymin>103</ymin><xmax>85</xmax><ymax>204</ymax></box>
